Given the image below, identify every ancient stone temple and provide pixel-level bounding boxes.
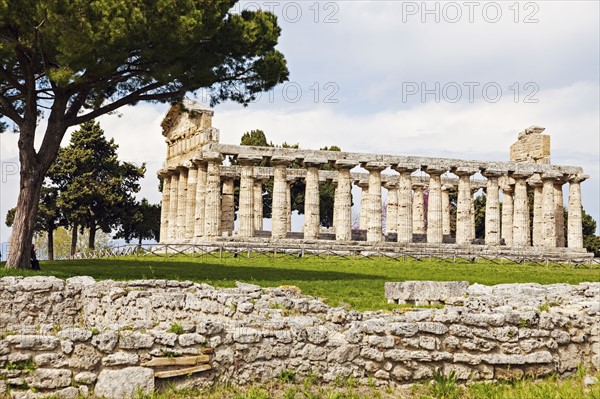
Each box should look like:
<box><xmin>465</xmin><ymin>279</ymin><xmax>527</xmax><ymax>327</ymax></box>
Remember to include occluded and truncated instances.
<box><xmin>158</xmin><ymin>101</ymin><xmax>591</xmax><ymax>258</ymax></box>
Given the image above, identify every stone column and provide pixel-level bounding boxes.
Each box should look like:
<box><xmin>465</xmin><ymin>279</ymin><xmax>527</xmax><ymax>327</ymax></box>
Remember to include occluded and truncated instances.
<box><xmin>184</xmin><ymin>164</ymin><xmax>197</xmax><ymax>241</ymax></box>
<box><xmin>529</xmin><ymin>175</ymin><xmax>543</xmax><ymax>247</ymax></box>
<box><xmin>271</xmin><ymin>157</ymin><xmax>294</xmax><ymax>239</ymax></box>
<box><xmin>542</xmin><ymin>172</ymin><xmax>561</xmax><ymax>249</ymax></box>
<box><xmin>220</xmin><ymin>177</ymin><xmax>235</xmax><ymax>236</ymax></box>
<box><xmin>194</xmin><ymin>161</ymin><xmax>207</xmax><ymax>239</ymax></box>
<box><xmin>253</xmin><ymin>180</ymin><xmax>264</xmax><ymax>231</ymax></box>
<box><xmin>426</xmin><ymin>166</ymin><xmax>446</xmax><ymax>244</ymax></box>
<box><xmin>303</xmin><ymin>158</ymin><xmax>326</xmax><ymax>240</ymax></box>
<box><xmin>159</xmin><ymin>171</ymin><xmax>171</xmax><ymax>243</ymax></box>
<box><xmin>357</xmin><ymin>181</ymin><xmax>369</xmax><ymax>230</ymax></box>
<box><xmin>395</xmin><ymin>165</ymin><xmax>417</xmax><ymax>243</ymax></box>
<box><xmin>482</xmin><ymin>170</ymin><xmax>502</xmax><ymax>246</ymax></box>
<box><xmin>175</xmin><ymin>167</ymin><xmax>188</xmax><ymax>241</ymax></box>
<box><xmin>554</xmin><ymin>178</ymin><xmax>566</xmax><ymax>247</ymax></box>
<box><xmin>512</xmin><ymin>171</ymin><xmax>532</xmax><ymax>247</ymax></box>
<box><xmin>335</xmin><ymin>160</ymin><xmax>355</xmax><ymax>241</ymax></box>
<box><xmin>470</xmin><ymin>188</ymin><xmax>477</xmax><ymax>240</ymax></box>
<box><xmin>364</xmin><ymin>162</ymin><xmax>387</xmax><ymax>242</ymax></box>
<box><xmin>501</xmin><ymin>179</ymin><xmax>514</xmax><ymax>246</ymax></box>
<box><xmin>454</xmin><ymin>167</ymin><xmax>476</xmax><ymax>245</ymax></box>
<box><xmin>285</xmin><ymin>180</ymin><xmax>292</xmax><ymax>233</ymax></box>
<box><xmin>204</xmin><ymin>153</ymin><xmax>223</xmax><ymax>239</ymax></box>
<box><xmin>441</xmin><ymin>184</ymin><xmax>452</xmax><ymax>236</ymax></box>
<box><xmin>168</xmin><ymin>172</ymin><xmax>179</xmax><ymax>241</ymax></box>
<box><xmin>567</xmin><ymin>174</ymin><xmax>587</xmax><ymax>249</ymax></box>
<box><xmin>412</xmin><ymin>183</ymin><xmax>426</xmax><ymax>235</ymax></box>
<box><xmin>385</xmin><ymin>182</ymin><xmax>399</xmax><ymax>235</ymax></box>
<box><xmin>238</xmin><ymin>156</ymin><xmax>261</xmax><ymax>238</ymax></box>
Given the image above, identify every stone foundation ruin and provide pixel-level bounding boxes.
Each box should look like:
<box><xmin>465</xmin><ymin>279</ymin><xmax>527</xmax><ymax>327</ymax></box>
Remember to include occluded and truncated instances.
<box><xmin>0</xmin><ymin>276</ymin><xmax>597</xmax><ymax>398</ymax></box>
<box><xmin>158</xmin><ymin>101</ymin><xmax>591</xmax><ymax>259</ymax></box>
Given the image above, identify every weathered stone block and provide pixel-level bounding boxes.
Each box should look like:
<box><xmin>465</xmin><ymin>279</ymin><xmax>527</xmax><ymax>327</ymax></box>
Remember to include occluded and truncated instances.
<box><xmin>30</xmin><ymin>368</ymin><xmax>72</xmax><ymax>389</ymax></box>
<box><xmin>102</xmin><ymin>352</ymin><xmax>139</xmax><ymax>366</ymax></box>
<box><xmin>118</xmin><ymin>331</ymin><xmax>154</xmax><ymax>349</ymax></box>
<box><xmin>385</xmin><ymin>281</ymin><xmax>469</xmax><ymax>305</ymax></box>
<box><xmin>94</xmin><ymin>367</ymin><xmax>154</xmax><ymax>399</ymax></box>
<box><xmin>5</xmin><ymin>335</ymin><xmax>59</xmax><ymax>350</ymax></box>
<box><xmin>91</xmin><ymin>331</ymin><xmax>118</xmax><ymax>353</ymax></box>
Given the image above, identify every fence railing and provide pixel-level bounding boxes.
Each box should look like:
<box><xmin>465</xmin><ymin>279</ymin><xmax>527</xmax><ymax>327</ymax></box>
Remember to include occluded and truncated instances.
<box><xmin>61</xmin><ymin>242</ymin><xmax>600</xmax><ymax>268</ymax></box>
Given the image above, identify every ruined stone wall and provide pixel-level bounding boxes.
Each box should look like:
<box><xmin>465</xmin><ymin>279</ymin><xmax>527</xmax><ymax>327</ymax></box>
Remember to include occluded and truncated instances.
<box><xmin>0</xmin><ymin>276</ymin><xmax>598</xmax><ymax>399</ymax></box>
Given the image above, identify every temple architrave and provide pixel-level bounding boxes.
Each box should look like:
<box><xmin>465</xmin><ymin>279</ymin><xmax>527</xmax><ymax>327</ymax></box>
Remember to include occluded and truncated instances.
<box><xmin>157</xmin><ymin>100</ymin><xmax>591</xmax><ymax>258</ymax></box>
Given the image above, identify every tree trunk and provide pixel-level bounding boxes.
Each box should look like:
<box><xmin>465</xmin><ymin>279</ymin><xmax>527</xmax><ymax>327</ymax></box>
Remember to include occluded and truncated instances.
<box><xmin>5</xmin><ymin>115</ymin><xmax>68</xmax><ymax>268</ymax></box>
<box><xmin>5</xmin><ymin>166</ymin><xmax>43</xmax><ymax>268</ymax></box>
<box><xmin>89</xmin><ymin>225</ymin><xmax>96</xmax><ymax>250</ymax></box>
<box><xmin>138</xmin><ymin>236</ymin><xmax>142</xmax><ymax>246</ymax></box>
<box><xmin>47</xmin><ymin>228</ymin><xmax>54</xmax><ymax>261</ymax></box>
<box><xmin>71</xmin><ymin>225</ymin><xmax>78</xmax><ymax>257</ymax></box>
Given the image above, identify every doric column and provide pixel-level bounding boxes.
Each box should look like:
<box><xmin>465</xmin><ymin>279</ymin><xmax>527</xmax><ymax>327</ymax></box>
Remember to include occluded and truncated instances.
<box><xmin>425</xmin><ymin>166</ymin><xmax>446</xmax><ymax>244</ymax></box>
<box><xmin>512</xmin><ymin>171</ymin><xmax>532</xmax><ymax>247</ymax></box>
<box><xmin>454</xmin><ymin>167</ymin><xmax>477</xmax><ymax>245</ymax></box>
<box><xmin>395</xmin><ymin>165</ymin><xmax>418</xmax><ymax>243</ymax></box>
<box><xmin>335</xmin><ymin>160</ymin><xmax>355</xmax><ymax>241</ymax></box>
<box><xmin>168</xmin><ymin>171</ymin><xmax>179</xmax><ymax>241</ymax></box>
<box><xmin>253</xmin><ymin>180</ymin><xmax>264</xmax><ymax>231</ymax></box>
<box><xmin>482</xmin><ymin>169</ymin><xmax>502</xmax><ymax>246</ymax></box>
<box><xmin>332</xmin><ymin>180</ymin><xmax>337</xmax><ymax>230</ymax></box>
<box><xmin>554</xmin><ymin>178</ymin><xmax>566</xmax><ymax>247</ymax></box>
<box><xmin>528</xmin><ymin>174</ymin><xmax>543</xmax><ymax>247</ymax></box>
<box><xmin>567</xmin><ymin>174</ymin><xmax>587</xmax><ymax>249</ymax></box>
<box><xmin>176</xmin><ymin>167</ymin><xmax>188</xmax><ymax>241</ymax></box>
<box><xmin>441</xmin><ymin>183</ymin><xmax>453</xmax><ymax>236</ymax></box>
<box><xmin>204</xmin><ymin>153</ymin><xmax>223</xmax><ymax>239</ymax></box>
<box><xmin>303</xmin><ymin>158</ymin><xmax>326</xmax><ymax>240</ymax></box>
<box><xmin>501</xmin><ymin>178</ymin><xmax>514</xmax><ymax>246</ymax></box>
<box><xmin>471</xmin><ymin>188</ymin><xmax>478</xmax><ymax>240</ymax></box>
<box><xmin>220</xmin><ymin>177</ymin><xmax>235</xmax><ymax>236</ymax></box>
<box><xmin>271</xmin><ymin>157</ymin><xmax>294</xmax><ymax>239</ymax></box>
<box><xmin>385</xmin><ymin>182</ymin><xmax>399</xmax><ymax>235</ymax></box>
<box><xmin>285</xmin><ymin>179</ymin><xmax>293</xmax><ymax>233</ymax></box>
<box><xmin>364</xmin><ymin>162</ymin><xmax>387</xmax><ymax>242</ymax></box>
<box><xmin>542</xmin><ymin>172</ymin><xmax>561</xmax><ymax>249</ymax></box>
<box><xmin>184</xmin><ymin>164</ymin><xmax>197</xmax><ymax>241</ymax></box>
<box><xmin>159</xmin><ymin>171</ymin><xmax>171</xmax><ymax>243</ymax></box>
<box><xmin>194</xmin><ymin>161</ymin><xmax>207</xmax><ymax>238</ymax></box>
<box><xmin>238</xmin><ymin>155</ymin><xmax>262</xmax><ymax>238</ymax></box>
<box><xmin>357</xmin><ymin>181</ymin><xmax>369</xmax><ymax>230</ymax></box>
<box><xmin>412</xmin><ymin>183</ymin><xmax>426</xmax><ymax>235</ymax></box>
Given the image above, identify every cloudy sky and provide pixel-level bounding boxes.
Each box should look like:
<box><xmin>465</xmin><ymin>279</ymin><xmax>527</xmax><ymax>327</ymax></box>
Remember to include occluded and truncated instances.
<box><xmin>1</xmin><ymin>1</ymin><xmax>599</xmax><ymax>254</ymax></box>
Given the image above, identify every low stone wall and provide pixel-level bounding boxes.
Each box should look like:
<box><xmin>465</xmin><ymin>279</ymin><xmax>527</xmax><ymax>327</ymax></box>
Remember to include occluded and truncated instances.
<box><xmin>0</xmin><ymin>276</ymin><xmax>598</xmax><ymax>398</ymax></box>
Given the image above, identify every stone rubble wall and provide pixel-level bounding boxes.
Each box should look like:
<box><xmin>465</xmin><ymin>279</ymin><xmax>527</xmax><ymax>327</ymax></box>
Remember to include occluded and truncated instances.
<box><xmin>0</xmin><ymin>276</ymin><xmax>598</xmax><ymax>399</ymax></box>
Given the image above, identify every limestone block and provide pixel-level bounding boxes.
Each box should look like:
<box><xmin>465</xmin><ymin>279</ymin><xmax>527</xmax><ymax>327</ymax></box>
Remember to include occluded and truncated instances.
<box><xmin>5</xmin><ymin>335</ymin><xmax>60</xmax><ymax>351</ymax></box>
<box><xmin>178</xmin><ymin>333</ymin><xmax>207</xmax><ymax>347</ymax></box>
<box><xmin>30</xmin><ymin>368</ymin><xmax>72</xmax><ymax>389</ymax></box>
<box><xmin>118</xmin><ymin>331</ymin><xmax>154</xmax><ymax>349</ymax></box>
<box><xmin>196</xmin><ymin>321</ymin><xmax>224</xmax><ymax>335</ymax></box>
<box><xmin>232</xmin><ymin>328</ymin><xmax>262</xmax><ymax>344</ymax></box>
<box><xmin>74</xmin><ymin>371</ymin><xmax>97</xmax><ymax>385</ymax></box>
<box><xmin>388</xmin><ymin>323</ymin><xmax>418</xmax><ymax>337</ymax></box>
<box><xmin>68</xmin><ymin>344</ymin><xmax>101</xmax><ymax>370</ymax></box>
<box><xmin>58</xmin><ymin>328</ymin><xmax>93</xmax><ymax>342</ymax></box>
<box><xmin>102</xmin><ymin>352</ymin><xmax>139</xmax><ymax>366</ymax></box>
<box><xmin>385</xmin><ymin>281</ymin><xmax>469</xmax><ymax>305</ymax></box>
<box><xmin>94</xmin><ymin>367</ymin><xmax>154</xmax><ymax>399</ymax></box>
<box><xmin>33</xmin><ymin>353</ymin><xmax>68</xmax><ymax>368</ymax></box>
<box><xmin>91</xmin><ymin>331</ymin><xmax>118</xmax><ymax>353</ymax></box>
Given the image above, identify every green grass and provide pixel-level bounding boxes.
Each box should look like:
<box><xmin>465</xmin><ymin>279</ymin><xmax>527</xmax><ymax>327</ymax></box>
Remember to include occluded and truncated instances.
<box><xmin>125</xmin><ymin>372</ymin><xmax>600</xmax><ymax>398</ymax></box>
<box><xmin>1</xmin><ymin>255</ymin><xmax>598</xmax><ymax>311</ymax></box>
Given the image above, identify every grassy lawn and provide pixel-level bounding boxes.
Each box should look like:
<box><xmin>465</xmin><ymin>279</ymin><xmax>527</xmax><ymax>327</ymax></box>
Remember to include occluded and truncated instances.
<box><xmin>1</xmin><ymin>255</ymin><xmax>598</xmax><ymax>311</ymax></box>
